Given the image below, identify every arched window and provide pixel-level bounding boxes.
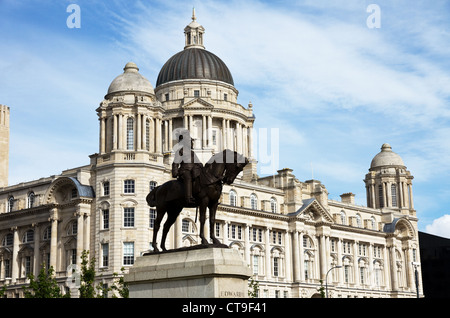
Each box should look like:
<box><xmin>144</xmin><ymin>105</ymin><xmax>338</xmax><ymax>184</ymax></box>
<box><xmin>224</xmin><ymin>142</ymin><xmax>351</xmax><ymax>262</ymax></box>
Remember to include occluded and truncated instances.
<box><xmin>371</xmin><ymin>216</ymin><xmax>377</xmax><ymax>230</ymax></box>
<box><xmin>270</xmin><ymin>197</ymin><xmax>277</xmax><ymax>213</ymax></box>
<box><xmin>340</xmin><ymin>211</ymin><xmax>346</xmax><ymax>225</ymax></box>
<box><xmin>391</xmin><ymin>184</ymin><xmax>397</xmax><ymax>207</ymax></box>
<box><xmin>250</xmin><ymin>193</ymin><xmax>257</xmax><ymax>210</ymax></box>
<box><xmin>229</xmin><ymin>190</ymin><xmax>237</xmax><ymax>206</ymax></box>
<box><xmin>127</xmin><ymin>117</ymin><xmax>134</xmax><ymax>150</ymax></box>
<box><xmin>22</xmin><ymin>230</ymin><xmax>34</xmax><ymax>243</ymax></box>
<box><xmin>356</xmin><ymin>214</ymin><xmax>362</xmax><ymax>228</ymax></box>
<box><xmin>2</xmin><ymin>233</ymin><xmax>13</xmax><ymax>246</ymax></box>
<box><xmin>28</xmin><ymin>192</ymin><xmax>35</xmax><ymax>209</ymax></box>
<box><xmin>7</xmin><ymin>196</ymin><xmax>14</xmax><ymax>212</ymax></box>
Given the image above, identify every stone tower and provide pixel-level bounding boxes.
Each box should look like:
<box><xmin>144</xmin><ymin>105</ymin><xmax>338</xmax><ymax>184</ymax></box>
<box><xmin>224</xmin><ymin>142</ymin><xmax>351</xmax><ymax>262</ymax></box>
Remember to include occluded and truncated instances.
<box><xmin>0</xmin><ymin>105</ymin><xmax>9</xmax><ymax>187</ymax></box>
<box><xmin>364</xmin><ymin>143</ymin><xmax>415</xmax><ymax>216</ymax></box>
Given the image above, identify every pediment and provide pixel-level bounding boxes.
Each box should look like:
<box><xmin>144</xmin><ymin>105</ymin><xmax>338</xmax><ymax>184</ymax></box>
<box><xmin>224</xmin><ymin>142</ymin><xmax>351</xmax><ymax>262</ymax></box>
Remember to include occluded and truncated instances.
<box><xmin>289</xmin><ymin>198</ymin><xmax>334</xmax><ymax>223</ymax></box>
<box><xmin>182</xmin><ymin>98</ymin><xmax>214</xmax><ymax>110</ymax></box>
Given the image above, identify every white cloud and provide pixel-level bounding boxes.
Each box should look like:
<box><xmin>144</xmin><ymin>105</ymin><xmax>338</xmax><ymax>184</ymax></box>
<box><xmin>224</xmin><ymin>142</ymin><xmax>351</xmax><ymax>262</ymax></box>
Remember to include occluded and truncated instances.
<box><xmin>425</xmin><ymin>215</ymin><xmax>450</xmax><ymax>239</ymax></box>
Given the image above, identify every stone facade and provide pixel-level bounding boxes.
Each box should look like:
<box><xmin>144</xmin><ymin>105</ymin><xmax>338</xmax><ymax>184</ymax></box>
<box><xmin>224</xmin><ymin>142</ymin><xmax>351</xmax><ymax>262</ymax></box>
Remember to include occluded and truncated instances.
<box><xmin>0</xmin><ymin>13</ymin><xmax>422</xmax><ymax>298</ymax></box>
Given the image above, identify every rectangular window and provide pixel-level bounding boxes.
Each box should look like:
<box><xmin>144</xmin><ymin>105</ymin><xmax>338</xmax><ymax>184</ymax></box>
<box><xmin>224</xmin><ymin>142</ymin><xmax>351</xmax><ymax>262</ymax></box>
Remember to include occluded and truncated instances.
<box><xmin>103</xmin><ymin>209</ymin><xmax>109</xmax><ymax>229</ymax></box>
<box><xmin>123</xmin><ymin>242</ymin><xmax>134</xmax><ymax>265</ymax></box>
<box><xmin>273</xmin><ymin>257</ymin><xmax>279</xmax><ymax>277</ymax></box>
<box><xmin>231</xmin><ymin>225</ymin><xmax>236</xmax><ymax>239</ymax></box>
<box><xmin>253</xmin><ymin>255</ymin><xmax>259</xmax><ymax>275</ymax></box>
<box><xmin>25</xmin><ymin>256</ymin><xmax>31</xmax><ymax>276</ymax></box>
<box><xmin>182</xmin><ymin>219</ymin><xmax>190</xmax><ymax>233</ymax></box>
<box><xmin>344</xmin><ymin>265</ymin><xmax>350</xmax><ymax>283</ymax></box>
<box><xmin>72</xmin><ymin>249</ymin><xmax>77</xmax><ymax>265</ymax></box>
<box><xmin>124</xmin><ymin>179</ymin><xmax>135</xmax><ymax>194</ymax></box>
<box><xmin>102</xmin><ymin>243</ymin><xmax>109</xmax><ymax>267</ymax></box>
<box><xmin>194</xmin><ymin>90</ymin><xmax>200</xmax><ymax>97</ymax></box>
<box><xmin>215</xmin><ymin>223</ymin><xmax>221</xmax><ymax>237</ymax></box>
<box><xmin>149</xmin><ymin>209</ymin><xmax>156</xmax><ymax>228</ymax></box>
<box><xmin>391</xmin><ymin>184</ymin><xmax>397</xmax><ymax>207</ymax></box>
<box><xmin>165</xmin><ymin>93</ymin><xmax>169</xmax><ymax>101</ymax></box>
<box><xmin>360</xmin><ymin>267</ymin><xmax>365</xmax><ymax>284</ymax></box>
<box><xmin>224</xmin><ymin>93</ymin><xmax>228</xmax><ymax>101</ymax></box>
<box><xmin>124</xmin><ymin>207</ymin><xmax>135</xmax><ymax>227</ymax></box>
<box><xmin>4</xmin><ymin>259</ymin><xmax>11</xmax><ymax>278</ymax></box>
<box><xmin>103</xmin><ymin>181</ymin><xmax>110</xmax><ymax>196</ymax></box>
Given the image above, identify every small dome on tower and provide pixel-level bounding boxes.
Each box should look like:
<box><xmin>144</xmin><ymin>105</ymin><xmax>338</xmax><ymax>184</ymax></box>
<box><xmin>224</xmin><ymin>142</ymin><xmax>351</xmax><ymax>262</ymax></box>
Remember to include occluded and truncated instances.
<box><xmin>370</xmin><ymin>143</ymin><xmax>405</xmax><ymax>169</ymax></box>
<box><xmin>106</xmin><ymin>62</ymin><xmax>155</xmax><ymax>98</ymax></box>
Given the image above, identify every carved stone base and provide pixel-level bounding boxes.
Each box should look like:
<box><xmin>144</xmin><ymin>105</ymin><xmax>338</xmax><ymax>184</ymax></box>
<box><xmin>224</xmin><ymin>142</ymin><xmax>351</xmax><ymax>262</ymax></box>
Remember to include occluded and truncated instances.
<box><xmin>124</xmin><ymin>247</ymin><xmax>251</xmax><ymax>298</ymax></box>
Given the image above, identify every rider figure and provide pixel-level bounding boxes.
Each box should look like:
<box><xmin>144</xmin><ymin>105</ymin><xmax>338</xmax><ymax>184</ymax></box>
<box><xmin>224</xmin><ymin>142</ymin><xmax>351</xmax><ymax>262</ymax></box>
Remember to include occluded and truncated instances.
<box><xmin>172</xmin><ymin>129</ymin><xmax>202</xmax><ymax>205</ymax></box>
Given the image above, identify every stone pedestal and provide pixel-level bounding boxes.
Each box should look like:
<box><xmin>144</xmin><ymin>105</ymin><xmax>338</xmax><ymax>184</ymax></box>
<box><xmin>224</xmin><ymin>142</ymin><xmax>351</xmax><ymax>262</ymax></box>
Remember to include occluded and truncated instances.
<box><xmin>124</xmin><ymin>247</ymin><xmax>252</xmax><ymax>298</ymax></box>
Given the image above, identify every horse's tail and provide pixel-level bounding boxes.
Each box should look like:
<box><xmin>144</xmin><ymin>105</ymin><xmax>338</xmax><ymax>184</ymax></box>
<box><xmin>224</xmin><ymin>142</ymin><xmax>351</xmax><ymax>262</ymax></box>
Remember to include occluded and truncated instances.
<box><xmin>146</xmin><ymin>186</ymin><xmax>160</xmax><ymax>207</ymax></box>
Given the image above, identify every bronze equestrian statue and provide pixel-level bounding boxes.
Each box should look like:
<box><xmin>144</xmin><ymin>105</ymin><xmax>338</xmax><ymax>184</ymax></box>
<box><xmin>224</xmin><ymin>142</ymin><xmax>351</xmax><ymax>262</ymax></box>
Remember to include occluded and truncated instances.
<box><xmin>146</xmin><ymin>148</ymin><xmax>248</xmax><ymax>252</ymax></box>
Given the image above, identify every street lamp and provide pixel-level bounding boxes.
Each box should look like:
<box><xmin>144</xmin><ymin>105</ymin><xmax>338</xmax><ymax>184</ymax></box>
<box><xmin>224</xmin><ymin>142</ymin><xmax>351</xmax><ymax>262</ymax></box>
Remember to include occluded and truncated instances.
<box><xmin>325</xmin><ymin>265</ymin><xmax>342</xmax><ymax>298</ymax></box>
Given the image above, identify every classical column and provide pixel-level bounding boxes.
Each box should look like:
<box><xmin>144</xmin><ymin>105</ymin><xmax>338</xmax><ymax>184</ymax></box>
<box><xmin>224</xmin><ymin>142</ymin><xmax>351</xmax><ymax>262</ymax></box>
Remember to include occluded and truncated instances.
<box><xmin>337</xmin><ymin>238</ymin><xmax>343</xmax><ymax>283</ymax></box>
<box><xmin>265</xmin><ymin>228</ymin><xmax>271</xmax><ymax>279</ymax></box>
<box><xmin>11</xmin><ymin>227</ymin><xmax>19</xmax><ymax>283</ymax></box>
<box><xmin>319</xmin><ymin>235</ymin><xmax>327</xmax><ymax>280</ymax></box>
<box><xmin>353</xmin><ymin>241</ymin><xmax>359</xmax><ymax>284</ymax></box>
<box><xmin>298</xmin><ymin>232</ymin><xmax>304</xmax><ymax>281</ymax></box>
<box><xmin>84</xmin><ymin>212</ymin><xmax>90</xmax><ymax>252</ymax></box>
<box><xmin>33</xmin><ymin>224</ymin><xmax>40</xmax><ymax>277</ymax></box>
<box><xmin>76</xmin><ymin>210</ymin><xmax>84</xmax><ymax>269</ymax></box>
<box><xmin>155</xmin><ymin>118</ymin><xmax>161</xmax><ymax>153</ymax></box>
<box><xmin>223</xmin><ymin>221</ymin><xmax>230</xmax><ymax>246</ymax></box>
<box><xmin>49</xmin><ymin>208</ymin><xmax>59</xmax><ymax>273</ymax></box>
<box><xmin>248</xmin><ymin>126</ymin><xmax>253</xmax><ymax>158</ymax></box>
<box><xmin>244</xmin><ymin>224</ymin><xmax>250</xmax><ymax>263</ymax></box>
<box><xmin>368</xmin><ymin>243</ymin><xmax>374</xmax><ymax>286</ymax></box>
<box><xmin>208</xmin><ymin>116</ymin><xmax>213</xmax><ymax>148</ymax></box>
<box><xmin>390</xmin><ymin>243</ymin><xmax>398</xmax><ymax>291</ymax></box>
<box><xmin>292</xmin><ymin>231</ymin><xmax>300</xmax><ymax>282</ymax></box>
<box><xmin>222</xmin><ymin>118</ymin><xmax>227</xmax><ymax>149</ymax></box>
<box><xmin>137</xmin><ymin>114</ymin><xmax>142</xmax><ymax>150</ymax></box>
<box><xmin>386</xmin><ymin>181</ymin><xmax>392</xmax><ymax>207</ymax></box>
<box><xmin>168</xmin><ymin>119</ymin><xmax>173</xmax><ymax>151</ymax></box>
<box><xmin>284</xmin><ymin>231</ymin><xmax>292</xmax><ymax>281</ymax></box>
<box><xmin>118</xmin><ymin>114</ymin><xmax>123</xmax><ymax>150</ymax></box>
<box><xmin>149</xmin><ymin>118</ymin><xmax>155</xmax><ymax>153</ymax></box>
<box><xmin>100</xmin><ymin>117</ymin><xmax>106</xmax><ymax>153</ymax></box>
<box><xmin>113</xmin><ymin>114</ymin><xmax>118</xmax><ymax>150</ymax></box>
<box><xmin>408</xmin><ymin>183</ymin><xmax>414</xmax><ymax>210</ymax></box>
<box><xmin>371</xmin><ymin>184</ymin><xmax>376</xmax><ymax>209</ymax></box>
<box><xmin>236</xmin><ymin>122</ymin><xmax>242</xmax><ymax>153</ymax></box>
<box><xmin>164</xmin><ymin>120</ymin><xmax>169</xmax><ymax>152</ymax></box>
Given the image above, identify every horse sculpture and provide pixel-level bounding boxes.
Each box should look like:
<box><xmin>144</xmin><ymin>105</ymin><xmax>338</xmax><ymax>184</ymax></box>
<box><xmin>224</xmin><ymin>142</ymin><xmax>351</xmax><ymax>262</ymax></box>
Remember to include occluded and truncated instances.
<box><xmin>146</xmin><ymin>149</ymin><xmax>249</xmax><ymax>252</ymax></box>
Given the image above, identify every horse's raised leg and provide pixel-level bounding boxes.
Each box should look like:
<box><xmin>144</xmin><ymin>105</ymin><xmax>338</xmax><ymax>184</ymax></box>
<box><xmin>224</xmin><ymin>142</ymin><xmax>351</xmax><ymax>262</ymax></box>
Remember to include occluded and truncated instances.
<box><xmin>152</xmin><ymin>208</ymin><xmax>165</xmax><ymax>252</ymax></box>
<box><xmin>199</xmin><ymin>204</ymin><xmax>209</xmax><ymax>245</ymax></box>
<box><xmin>208</xmin><ymin>201</ymin><xmax>222</xmax><ymax>245</ymax></box>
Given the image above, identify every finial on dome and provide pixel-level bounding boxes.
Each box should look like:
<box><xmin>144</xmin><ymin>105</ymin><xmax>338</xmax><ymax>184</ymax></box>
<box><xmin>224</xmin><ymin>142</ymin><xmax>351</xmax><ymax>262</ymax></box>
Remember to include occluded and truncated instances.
<box><xmin>192</xmin><ymin>7</ymin><xmax>196</xmax><ymax>22</ymax></box>
<box><xmin>124</xmin><ymin>62</ymin><xmax>139</xmax><ymax>73</ymax></box>
<box><xmin>381</xmin><ymin>143</ymin><xmax>392</xmax><ymax>152</ymax></box>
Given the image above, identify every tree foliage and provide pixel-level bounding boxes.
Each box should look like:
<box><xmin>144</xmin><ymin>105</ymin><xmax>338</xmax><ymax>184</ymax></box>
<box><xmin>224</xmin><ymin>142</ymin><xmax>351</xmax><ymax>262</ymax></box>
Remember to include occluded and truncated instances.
<box><xmin>23</xmin><ymin>265</ymin><xmax>69</xmax><ymax>298</ymax></box>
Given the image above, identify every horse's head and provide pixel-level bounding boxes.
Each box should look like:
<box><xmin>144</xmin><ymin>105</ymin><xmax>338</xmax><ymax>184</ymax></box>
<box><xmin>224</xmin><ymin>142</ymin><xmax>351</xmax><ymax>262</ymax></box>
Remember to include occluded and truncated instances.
<box><xmin>223</xmin><ymin>151</ymin><xmax>249</xmax><ymax>185</ymax></box>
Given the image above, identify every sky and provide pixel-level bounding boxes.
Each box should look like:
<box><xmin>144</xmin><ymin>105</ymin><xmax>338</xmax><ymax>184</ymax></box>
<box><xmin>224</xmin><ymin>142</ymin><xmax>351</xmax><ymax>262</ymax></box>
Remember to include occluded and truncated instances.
<box><xmin>1</xmin><ymin>0</ymin><xmax>450</xmax><ymax>238</ymax></box>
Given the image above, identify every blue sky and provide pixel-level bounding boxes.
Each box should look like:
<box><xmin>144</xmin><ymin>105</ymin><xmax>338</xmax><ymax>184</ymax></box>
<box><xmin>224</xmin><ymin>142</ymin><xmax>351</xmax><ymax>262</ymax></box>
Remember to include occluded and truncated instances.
<box><xmin>1</xmin><ymin>0</ymin><xmax>450</xmax><ymax>237</ymax></box>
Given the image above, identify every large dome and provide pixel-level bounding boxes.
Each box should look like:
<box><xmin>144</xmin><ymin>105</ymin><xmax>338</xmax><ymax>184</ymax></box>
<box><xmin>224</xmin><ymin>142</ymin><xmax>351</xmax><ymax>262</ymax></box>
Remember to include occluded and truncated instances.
<box><xmin>370</xmin><ymin>143</ymin><xmax>405</xmax><ymax>169</ymax></box>
<box><xmin>156</xmin><ymin>48</ymin><xmax>234</xmax><ymax>87</ymax></box>
<box><xmin>106</xmin><ymin>62</ymin><xmax>154</xmax><ymax>97</ymax></box>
